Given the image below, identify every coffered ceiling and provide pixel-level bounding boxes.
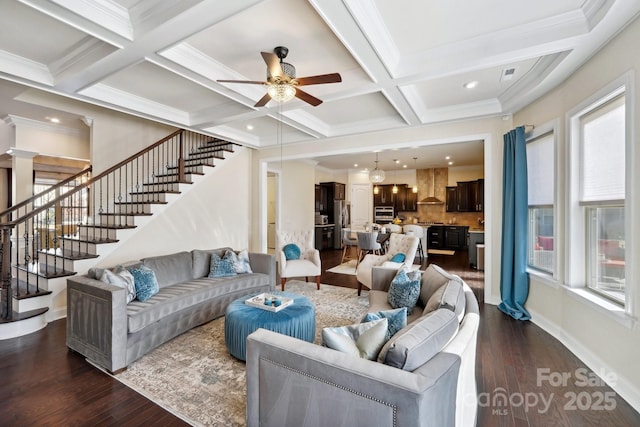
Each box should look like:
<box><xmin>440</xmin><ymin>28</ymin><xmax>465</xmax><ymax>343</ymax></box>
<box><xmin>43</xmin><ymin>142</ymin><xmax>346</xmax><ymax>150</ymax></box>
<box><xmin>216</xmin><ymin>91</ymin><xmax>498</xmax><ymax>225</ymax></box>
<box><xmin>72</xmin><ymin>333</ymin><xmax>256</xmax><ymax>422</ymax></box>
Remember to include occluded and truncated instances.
<box><xmin>1</xmin><ymin>0</ymin><xmax>639</xmax><ymax>170</ymax></box>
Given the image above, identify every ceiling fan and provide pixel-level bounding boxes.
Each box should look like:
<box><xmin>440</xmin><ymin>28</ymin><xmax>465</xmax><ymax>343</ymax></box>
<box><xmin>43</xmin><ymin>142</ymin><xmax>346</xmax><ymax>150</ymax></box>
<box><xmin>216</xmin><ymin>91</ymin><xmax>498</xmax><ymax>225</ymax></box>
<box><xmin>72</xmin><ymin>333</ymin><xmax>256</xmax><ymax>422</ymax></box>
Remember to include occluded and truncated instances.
<box><xmin>217</xmin><ymin>46</ymin><xmax>341</xmax><ymax>107</ymax></box>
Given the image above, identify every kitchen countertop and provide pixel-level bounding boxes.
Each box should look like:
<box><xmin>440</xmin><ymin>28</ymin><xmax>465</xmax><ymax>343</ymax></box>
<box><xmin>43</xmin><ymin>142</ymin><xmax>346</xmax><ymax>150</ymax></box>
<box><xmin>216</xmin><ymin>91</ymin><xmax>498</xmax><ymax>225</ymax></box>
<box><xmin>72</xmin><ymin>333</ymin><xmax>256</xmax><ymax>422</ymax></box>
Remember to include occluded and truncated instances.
<box><xmin>469</xmin><ymin>229</ymin><xmax>485</xmax><ymax>233</ymax></box>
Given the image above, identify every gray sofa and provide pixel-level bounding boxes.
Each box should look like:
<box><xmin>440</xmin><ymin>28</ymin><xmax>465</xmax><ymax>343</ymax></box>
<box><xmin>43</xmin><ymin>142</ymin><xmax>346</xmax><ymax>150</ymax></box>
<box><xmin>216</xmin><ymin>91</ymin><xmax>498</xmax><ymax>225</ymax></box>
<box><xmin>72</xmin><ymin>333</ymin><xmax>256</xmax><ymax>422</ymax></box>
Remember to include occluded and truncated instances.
<box><xmin>246</xmin><ymin>264</ymin><xmax>479</xmax><ymax>427</ymax></box>
<box><xmin>66</xmin><ymin>248</ymin><xmax>275</xmax><ymax>373</ymax></box>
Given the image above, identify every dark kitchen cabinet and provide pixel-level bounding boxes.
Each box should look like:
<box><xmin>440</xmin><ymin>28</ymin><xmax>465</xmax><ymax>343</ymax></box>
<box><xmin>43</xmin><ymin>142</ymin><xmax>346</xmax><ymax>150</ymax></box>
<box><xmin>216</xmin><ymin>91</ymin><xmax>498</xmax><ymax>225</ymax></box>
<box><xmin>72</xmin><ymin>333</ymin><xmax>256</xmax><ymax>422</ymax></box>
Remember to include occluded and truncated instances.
<box><xmin>405</xmin><ymin>188</ymin><xmax>417</xmax><ymax>211</ymax></box>
<box><xmin>315</xmin><ymin>225</ymin><xmax>334</xmax><ymax>250</ymax></box>
<box><xmin>443</xmin><ymin>226</ymin><xmax>468</xmax><ymax>250</ymax></box>
<box><xmin>446</xmin><ymin>187</ymin><xmax>457</xmax><ymax>212</ymax></box>
<box><xmin>315</xmin><ymin>184</ymin><xmax>328</xmax><ymax>213</ymax></box>
<box><xmin>430</xmin><ymin>225</ymin><xmax>468</xmax><ymax>250</ymax></box>
<box><xmin>373</xmin><ymin>184</ymin><xmax>394</xmax><ymax>206</ymax></box>
<box><xmin>427</xmin><ymin>226</ymin><xmax>444</xmax><ymax>249</ymax></box>
<box><xmin>321</xmin><ymin>181</ymin><xmax>345</xmax><ymax>200</ymax></box>
<box><xmin>446</xmin><ymin>179</ymin><xmax>484</xmax><ymax>212</ymax></box>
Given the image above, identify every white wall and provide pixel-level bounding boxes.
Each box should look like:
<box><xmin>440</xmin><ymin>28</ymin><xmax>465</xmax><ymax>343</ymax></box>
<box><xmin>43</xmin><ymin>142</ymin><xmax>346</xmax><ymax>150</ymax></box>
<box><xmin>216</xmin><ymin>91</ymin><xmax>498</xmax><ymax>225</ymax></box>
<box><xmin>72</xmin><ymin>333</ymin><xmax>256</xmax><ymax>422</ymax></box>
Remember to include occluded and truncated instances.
<box><xmin>514</xmin><ymin>15</ymin><xmax>640</xmax><ymax>411</ymax></box>
<box><xmin>448</xmin><ymin>165</ymin><xmax>484</xmax><ymax>186</ymax></box>
<box><xmin>94</xmin><ymin>149</ymin><xmax>252</xmax><ymax>267</ymax></box>
<box><xmin>12</xmin><ymin>118</ymin><xmax>89</xmax><ymax>159</ymax></box>
<box><xmin>315</xmin><ymin>167</ymin><xmax>348</xmax><ymax>185</ymax></box>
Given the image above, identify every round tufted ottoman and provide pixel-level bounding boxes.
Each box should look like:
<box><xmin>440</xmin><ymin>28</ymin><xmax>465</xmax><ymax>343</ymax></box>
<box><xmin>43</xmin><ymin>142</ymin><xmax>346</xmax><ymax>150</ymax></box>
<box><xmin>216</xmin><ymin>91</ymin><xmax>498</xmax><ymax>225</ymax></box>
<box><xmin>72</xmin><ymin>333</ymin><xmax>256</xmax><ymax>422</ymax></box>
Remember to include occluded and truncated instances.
<box><xmin>224</xmin><ymin>291</ymin><xmax>315</xmax><ymax>361</ymax></box>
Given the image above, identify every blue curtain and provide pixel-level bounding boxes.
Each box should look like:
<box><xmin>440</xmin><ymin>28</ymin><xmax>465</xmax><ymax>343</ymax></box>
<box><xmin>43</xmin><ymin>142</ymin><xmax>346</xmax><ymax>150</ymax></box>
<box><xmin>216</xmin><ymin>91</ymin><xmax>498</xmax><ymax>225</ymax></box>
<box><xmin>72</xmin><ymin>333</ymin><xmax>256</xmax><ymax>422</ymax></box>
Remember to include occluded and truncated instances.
<box><xmin>498</xmin><ymin>126</ymin><xmax>531</xmax><ymax>320</ymax></box>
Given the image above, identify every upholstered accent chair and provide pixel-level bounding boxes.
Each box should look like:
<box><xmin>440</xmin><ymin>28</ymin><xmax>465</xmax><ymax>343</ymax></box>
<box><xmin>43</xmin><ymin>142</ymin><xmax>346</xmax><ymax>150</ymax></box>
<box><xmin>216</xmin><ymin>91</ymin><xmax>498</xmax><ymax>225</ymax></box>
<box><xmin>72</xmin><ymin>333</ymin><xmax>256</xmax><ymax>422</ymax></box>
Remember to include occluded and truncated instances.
<box><xmin>387</xmin><ymin>223</ymin><xmax>403</xmax><ymax>233</ymax></box>
<box><xmin>355</xmin><ymin>233</ymin><xmax>419</xmax><ymax>295</ymax></box>
<box><xmin>276</xmin><ymin>230</ymin><xmax>321</xmax><ymax>291</ymax></box>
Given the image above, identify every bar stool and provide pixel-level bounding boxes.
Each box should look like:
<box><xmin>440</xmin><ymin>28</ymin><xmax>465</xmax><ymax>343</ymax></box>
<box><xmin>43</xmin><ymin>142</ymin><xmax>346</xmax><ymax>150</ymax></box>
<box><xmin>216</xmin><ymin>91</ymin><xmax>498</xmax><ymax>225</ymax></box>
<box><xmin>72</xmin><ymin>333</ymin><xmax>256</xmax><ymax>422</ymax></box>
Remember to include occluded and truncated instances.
<box><xmin>402</xmin><ymin>224</ymin><xmax>425</xmax><ymax>264</ymax></box>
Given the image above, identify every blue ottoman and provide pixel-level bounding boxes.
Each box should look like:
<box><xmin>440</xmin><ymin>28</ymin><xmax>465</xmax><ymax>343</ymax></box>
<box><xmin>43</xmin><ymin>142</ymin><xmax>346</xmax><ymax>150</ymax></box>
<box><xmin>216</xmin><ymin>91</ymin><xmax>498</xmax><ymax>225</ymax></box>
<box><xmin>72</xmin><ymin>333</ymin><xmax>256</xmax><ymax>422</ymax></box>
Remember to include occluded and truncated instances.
<box><xmin>225</xmin><ymin>291</ymin><xmax>315</xmax><ymax>361</ymax></box>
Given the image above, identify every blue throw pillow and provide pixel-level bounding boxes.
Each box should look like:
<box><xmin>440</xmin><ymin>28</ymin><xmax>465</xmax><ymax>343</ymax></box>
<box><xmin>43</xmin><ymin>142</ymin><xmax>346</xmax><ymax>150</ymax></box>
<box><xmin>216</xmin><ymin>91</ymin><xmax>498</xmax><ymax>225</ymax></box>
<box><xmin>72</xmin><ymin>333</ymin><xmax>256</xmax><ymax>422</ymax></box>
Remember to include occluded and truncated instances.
<box><xmin>209</xmin><ymin>251</ymin><xmax>237</xmax><ymax>278</ymax></box>
<box><xmin>387</xmin><ymin>267</ymin><xmax>422</xmax><ymax>314</ymax></box>
<box><xmin>129</xmin><ymin>265</ymin><xmax>159</xmax><ymax>302</ymax></box>
<box><xmin>283</xmin><ymin>243</ymin><xmax>301</xmax><ymax>260</ymax></box>
<box><xmin>390</xmin><ymin>253</ymin><xmax>406</xmax><ymax>263</ymax></box>
<box><xmin>362</xmin><ymin>307</ymin><xmax>407</xmax><ymax>340</ymax></box>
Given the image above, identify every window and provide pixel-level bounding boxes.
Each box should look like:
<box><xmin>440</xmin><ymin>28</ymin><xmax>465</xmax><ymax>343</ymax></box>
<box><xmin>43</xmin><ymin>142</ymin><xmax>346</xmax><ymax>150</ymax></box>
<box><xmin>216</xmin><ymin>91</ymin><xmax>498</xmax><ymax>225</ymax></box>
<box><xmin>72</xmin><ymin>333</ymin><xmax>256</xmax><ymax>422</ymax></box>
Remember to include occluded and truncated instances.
<box><xmin>526</xmin><ymin>132</ymin><xmax>555</xmax><ymax>273</ymax></box>
<box><xmin>573</xmin><ymin>90</ymin><xmax>626</xmax><ymax>304</ymax></box>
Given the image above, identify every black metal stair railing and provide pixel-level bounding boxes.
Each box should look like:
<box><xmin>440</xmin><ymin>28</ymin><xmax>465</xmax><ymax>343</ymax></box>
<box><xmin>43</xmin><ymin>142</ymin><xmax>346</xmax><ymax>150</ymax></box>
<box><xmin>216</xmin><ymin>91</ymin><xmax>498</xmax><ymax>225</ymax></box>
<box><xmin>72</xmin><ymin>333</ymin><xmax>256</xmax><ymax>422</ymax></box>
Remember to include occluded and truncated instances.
<box><xmin>1</xmin><ymin>129</ymin><xmax>233</xmax><ymax>320</ymax></box>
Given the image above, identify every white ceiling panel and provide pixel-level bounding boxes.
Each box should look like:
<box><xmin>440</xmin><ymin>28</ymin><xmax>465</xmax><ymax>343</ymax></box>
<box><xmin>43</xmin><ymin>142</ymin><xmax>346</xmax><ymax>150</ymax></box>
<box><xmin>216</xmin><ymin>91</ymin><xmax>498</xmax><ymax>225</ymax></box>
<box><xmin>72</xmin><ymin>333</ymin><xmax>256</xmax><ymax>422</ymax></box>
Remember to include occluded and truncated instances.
<box><xmin>0</xmin><ymin>0</ymin><xmax>638</xmax><ymax>170</ymax></box>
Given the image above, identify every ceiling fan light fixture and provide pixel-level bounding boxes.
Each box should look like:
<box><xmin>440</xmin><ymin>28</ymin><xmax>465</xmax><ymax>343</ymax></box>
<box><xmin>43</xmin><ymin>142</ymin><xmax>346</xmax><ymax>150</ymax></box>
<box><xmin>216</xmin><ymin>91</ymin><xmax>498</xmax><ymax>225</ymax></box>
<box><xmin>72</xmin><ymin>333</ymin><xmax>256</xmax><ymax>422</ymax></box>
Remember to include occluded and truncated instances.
<box><xmin>267</xmin><ymin>83</ymin><xmax>296</xmax><ymax>102</ymax></box>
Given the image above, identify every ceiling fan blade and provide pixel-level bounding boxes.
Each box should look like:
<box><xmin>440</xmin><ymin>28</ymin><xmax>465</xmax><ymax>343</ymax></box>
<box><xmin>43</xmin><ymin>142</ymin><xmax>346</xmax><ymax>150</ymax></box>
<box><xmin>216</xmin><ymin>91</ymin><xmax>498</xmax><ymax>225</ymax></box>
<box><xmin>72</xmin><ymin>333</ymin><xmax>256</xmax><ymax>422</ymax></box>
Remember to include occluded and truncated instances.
<box><xmin>254</xmin><ymin>93</ymin><xmax>271</xmax><ymax>107</ymax></box>
<box><xmin>217</xmin><ymin>80</ymin><xmax>267</xmax><ymax>85</ymax></box>
<box><xmin>295</xmin><ymin>87</ymin><xmax>322</xmax><ymax>106</ymax></box>
<box><xmin>295</xmin><ymin>73</ymin><xmax>342</xmax><ymax>86</ymax></box>
<box><xmin>261</xmin><ymin>52</ymin><xmax>283</xmax><ymax>79</ymax></box>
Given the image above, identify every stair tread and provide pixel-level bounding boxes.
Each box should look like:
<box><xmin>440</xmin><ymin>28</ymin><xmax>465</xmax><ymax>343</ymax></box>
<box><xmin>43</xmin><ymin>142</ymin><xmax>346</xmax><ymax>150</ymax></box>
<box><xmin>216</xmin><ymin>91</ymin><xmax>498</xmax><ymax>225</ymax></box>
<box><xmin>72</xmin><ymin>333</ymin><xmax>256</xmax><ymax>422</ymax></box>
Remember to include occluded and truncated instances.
<box><xmin>59</xmin><ymin>237</ymin><xmax>119</xmax><ymax>244</ymax></box>
<box><xmin>0</xmin><ymin>308</ymin><xmax>49</xmax><ymax>324</ymax></box>
<box><xmin>16</xmin><ymin>263</ymin><xmax>76</xmax><ymax>279</ymax></box>
<box><xmin>11</xmin><ymin>279</ymin><xmax>53</xmax><ymax>300</ymax></box>
<box><xmin>113</xmin><ymin>201</ymin><xmax>168</xmax><ymax>205</ymax></box>
<box><xmin>129</xmin><ymin>190</ymin><xmax>181</xmax><ymax>195</ymax></box>
<box><xmin>81</xmin><ymin>223</ymin><xmax>136</xmax><ymax>228</ymax></box>
<box><xmin>99</xmin><ymin>212</ymin><xmax>153</xmax><ymax>217</ymax></box>
<box><xmin>142</xmin><ymin>181</ymin><xmax>192</xmax><ymax>186</ymax></box>
<box><xmin>37</xmin><ymin>249</ymin><xmax>99</xmax><ymax>261</ymax></box>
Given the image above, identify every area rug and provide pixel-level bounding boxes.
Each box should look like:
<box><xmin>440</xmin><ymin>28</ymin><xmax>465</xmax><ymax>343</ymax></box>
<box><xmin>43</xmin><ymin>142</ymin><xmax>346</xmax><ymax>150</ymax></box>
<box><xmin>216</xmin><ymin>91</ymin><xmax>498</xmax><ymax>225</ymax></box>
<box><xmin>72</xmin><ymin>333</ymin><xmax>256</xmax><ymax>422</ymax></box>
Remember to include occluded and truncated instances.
<box><xmin>326</xmin><ymin>259</ymin><xmax>358</xmax><ymax>275</ymax></box>
<box><xmin>428</xmin><ymin>249</ymin><xmax>456</xmax><ymax>255</ymax></box>
<box><xmin>112</xmin><ymin>281</ymin><xmax>369</xmax><ymax>426</ymax></box>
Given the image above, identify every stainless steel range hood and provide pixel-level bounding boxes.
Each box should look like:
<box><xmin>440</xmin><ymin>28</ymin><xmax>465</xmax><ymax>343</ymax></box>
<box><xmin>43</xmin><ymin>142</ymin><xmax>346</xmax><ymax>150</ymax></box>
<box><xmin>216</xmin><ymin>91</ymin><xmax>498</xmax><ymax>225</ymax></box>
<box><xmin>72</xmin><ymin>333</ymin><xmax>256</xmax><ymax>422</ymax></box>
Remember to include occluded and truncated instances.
<box><xmin>416</xmin><ymin>168</ymin><xmax>444</xmax><ymax>205</ymax></box>
<box><xmin>417</xmin><ymin>196</ymin><xmax>443</xmax><ymax>205</ymax></box>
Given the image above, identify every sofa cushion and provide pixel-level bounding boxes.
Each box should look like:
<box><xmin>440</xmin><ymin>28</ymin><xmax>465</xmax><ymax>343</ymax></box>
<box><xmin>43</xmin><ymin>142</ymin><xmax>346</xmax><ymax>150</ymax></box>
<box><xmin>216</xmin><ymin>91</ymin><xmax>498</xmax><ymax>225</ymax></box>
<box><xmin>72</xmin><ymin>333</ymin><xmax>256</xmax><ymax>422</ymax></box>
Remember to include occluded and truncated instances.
<box><xmin>419</xmin><ymin>264</ymin><xmax>458</xmax><ymax>307</ymax></box>
<box><xmin>378</xmin><ymin>308</ymin><xmax>459</xmax><ymax>371</ymax></box>
<box><xmin>191</xmin><ymin>248</ymin><xmax>231</xmax><ymax>278</ymax></box>
<box><xmin>209</xmin><ymin>251</ymin><xmax>237</xmax><ymax>278</ymax></box>
<box><xmin>362</xmin><ymin>307</ymin><xmax>407</xmax><ymax>340</ymax></box>
<box><xmin>99</xmin><ymin>265</ymin><xmax>136</xmax><ymax>303</ymax></box>
<box><xmin>322</xmin><ymin>318</ymin><xmax>388</xmax><ymax>360</ymax></box>
<box><xmin>387</xmin><ymin>266</ymin><xmax>421</xmax><ymax>314</ymax></box>
<box><xmin>129</xmin><ymin>265</ymin><xmax>160</xmax><ymax>302</ymax></box>
<box><xmin>424</xmin><ymin>279</ymin><xmax>466</xmax><ymax>322</ymax></box>
<box><xmin>126</xmin><ymin>273</ymin><xmax>271</xmax><ymax>333</ymax></box>
<box><xmin>142</xmin><ymin>251</ymin><xmax>193</xmax><ymax>288</ymax></box>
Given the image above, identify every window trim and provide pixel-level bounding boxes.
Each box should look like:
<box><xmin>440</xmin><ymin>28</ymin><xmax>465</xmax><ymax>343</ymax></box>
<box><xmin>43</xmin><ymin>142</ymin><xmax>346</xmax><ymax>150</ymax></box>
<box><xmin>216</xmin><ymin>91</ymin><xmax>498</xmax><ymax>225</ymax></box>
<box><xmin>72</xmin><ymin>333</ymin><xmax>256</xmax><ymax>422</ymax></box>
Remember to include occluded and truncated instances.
<box><xmin>565</xmin><ymin>70</ymin><xmax>635</xmax><ymax>315</ymax></box>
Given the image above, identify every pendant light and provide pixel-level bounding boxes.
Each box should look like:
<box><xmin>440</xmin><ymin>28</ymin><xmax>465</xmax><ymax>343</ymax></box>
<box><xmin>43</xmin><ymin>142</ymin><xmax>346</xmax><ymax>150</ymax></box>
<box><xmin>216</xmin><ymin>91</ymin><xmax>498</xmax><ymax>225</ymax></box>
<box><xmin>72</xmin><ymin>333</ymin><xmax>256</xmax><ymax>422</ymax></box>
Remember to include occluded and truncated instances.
<box><xmin>392</xmin><ymin>169</ymin><xmax>398</xmax><ymax>194</ymax></box>
<box><xmin>369</xmin><ymin>152</ymin><xmax>385</xmax><ymax>183</ymax></box>
<box><xmin>412</xmin><ymin>157</ymin><xmax>418</xmax><ymax>193</ymax></box>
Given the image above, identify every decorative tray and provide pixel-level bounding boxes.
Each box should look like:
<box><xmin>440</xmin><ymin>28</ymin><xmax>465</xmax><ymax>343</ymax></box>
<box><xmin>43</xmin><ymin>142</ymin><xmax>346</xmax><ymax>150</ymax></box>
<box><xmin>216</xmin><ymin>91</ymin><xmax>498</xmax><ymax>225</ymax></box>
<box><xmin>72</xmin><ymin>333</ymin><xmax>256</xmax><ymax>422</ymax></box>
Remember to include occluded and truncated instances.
<box><xmin>245</xmin><ymin>293</ymin><xmax>294</xmax><ymax>312</ymax></box>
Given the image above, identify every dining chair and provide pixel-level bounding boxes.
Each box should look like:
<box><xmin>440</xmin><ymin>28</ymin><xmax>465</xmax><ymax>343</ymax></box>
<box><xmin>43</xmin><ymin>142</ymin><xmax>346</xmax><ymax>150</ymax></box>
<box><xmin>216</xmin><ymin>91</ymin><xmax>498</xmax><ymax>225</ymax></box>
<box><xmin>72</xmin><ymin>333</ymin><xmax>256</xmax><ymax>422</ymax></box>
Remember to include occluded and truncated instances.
<box><xmin>356</xmin><ymin>231</ymin><xmax>382</xmax><ymax>267</ymax></box>
<box><xmin>402</xmin><ymin>224</ymin><xmax>425</xmax><ymax>264</ymax></box>
<box><xmin>341</xmin><ymin>228</ymin><xmax>358</xmax><ymax>264</ymax></box>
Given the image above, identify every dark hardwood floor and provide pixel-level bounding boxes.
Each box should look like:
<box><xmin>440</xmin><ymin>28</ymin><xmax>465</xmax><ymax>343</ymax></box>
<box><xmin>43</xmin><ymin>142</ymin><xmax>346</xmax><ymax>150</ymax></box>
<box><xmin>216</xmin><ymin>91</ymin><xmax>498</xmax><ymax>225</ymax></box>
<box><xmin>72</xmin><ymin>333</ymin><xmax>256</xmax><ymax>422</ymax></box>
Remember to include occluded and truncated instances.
<box><xmin>0</xmin><ymin>248</ymin><xmax>637</xmax><ymax>426</ymax></box>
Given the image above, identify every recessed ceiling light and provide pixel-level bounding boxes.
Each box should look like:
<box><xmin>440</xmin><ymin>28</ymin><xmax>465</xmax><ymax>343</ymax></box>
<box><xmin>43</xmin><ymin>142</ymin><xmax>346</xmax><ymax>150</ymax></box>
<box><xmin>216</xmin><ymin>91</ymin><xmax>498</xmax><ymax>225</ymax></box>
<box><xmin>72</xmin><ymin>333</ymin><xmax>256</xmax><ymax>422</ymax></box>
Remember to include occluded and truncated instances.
<box><xmin>403</xmin><ymin>164</ymin><xmax>407</xmax><ymax>168</ymax></box>
<box><xmin>353</xmin><ymin>163</ymin><xmax>358</xmax><ymax>168</ymax></box>
<box><xmin>448</xmin><ymin>161</ymin><xmax>454</xmax><ymax>165</ymax></box>
<box><xmin>394</xmin><ymin>159</ymin><xmax>400</xmax><ymax>164</ymax></box>
<box><xmin>246</xmin><ymin>124</ymin><xmax>254</xmax><ymax>130</ymax></box>
<box><xmin>463</xmin><ymin>81</ymin><xmax>478</xmax><ymax>89</ymax></box>
<box><xmin>445</xmin><ymin>156</ymin><xmax>451</xmax><ymax>160</ymax></box>
<box><xmin>48</xmin><ymin>117</ymin><xmax>60</xmax><ymax>123</ymax></box>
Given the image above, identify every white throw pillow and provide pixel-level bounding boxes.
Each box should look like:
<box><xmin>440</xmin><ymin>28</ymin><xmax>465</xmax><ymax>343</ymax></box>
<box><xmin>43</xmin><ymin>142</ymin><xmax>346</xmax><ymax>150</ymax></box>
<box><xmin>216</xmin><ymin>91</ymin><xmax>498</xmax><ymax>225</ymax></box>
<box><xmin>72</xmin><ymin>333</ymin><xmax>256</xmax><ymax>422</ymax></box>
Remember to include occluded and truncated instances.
<box><xmin>322</xmin><ymin>318</ymin><xmax>388</xmax><ymax>360</ymax></box>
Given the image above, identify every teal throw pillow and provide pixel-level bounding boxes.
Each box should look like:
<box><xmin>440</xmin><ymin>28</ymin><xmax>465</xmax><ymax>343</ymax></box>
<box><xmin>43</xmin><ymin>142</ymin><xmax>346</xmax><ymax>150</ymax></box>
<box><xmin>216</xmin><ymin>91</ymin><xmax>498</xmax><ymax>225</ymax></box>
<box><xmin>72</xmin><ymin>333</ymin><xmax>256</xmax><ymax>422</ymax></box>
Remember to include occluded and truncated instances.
<box><xmin>387</xmin><ymin>267</ymin><xmax>422</xmax><ymax>315</ymax></box>
<box><xmin>129</xmin><ymin>265</ymin><xmax>159</xmax><ymax>302</ymax></box>
<box><xmin>226</xmin><ymin>249</ymin><xmax>253</xmax><ymax>274</ymax></box>
<box><xmin>209</xmin><ymin>251</ymin><xmax>237</xmax><ymax>278</ymax></box>
<box><xmin>283</xmin><ymin>243</ymin><xmax>301</xmax><ymax>260</ymax></box>
<box><xmin>322</xmin><ymin>318</ymin><xmax>388</xmax><ymax>360</ymax></box>
<box><xmin>390</xmin><ymin>253</ymin><xmax>406</xmax><ymax>263</ymax></box>
<box><xmin>99</xmin><ymin>265</ymin><xmax>136</xmax><ymax>304</ymax></box>
<box><xmin>362</xmin><ymin>307</ymin><xmax>407</xmax><ymax>340</ymax></box>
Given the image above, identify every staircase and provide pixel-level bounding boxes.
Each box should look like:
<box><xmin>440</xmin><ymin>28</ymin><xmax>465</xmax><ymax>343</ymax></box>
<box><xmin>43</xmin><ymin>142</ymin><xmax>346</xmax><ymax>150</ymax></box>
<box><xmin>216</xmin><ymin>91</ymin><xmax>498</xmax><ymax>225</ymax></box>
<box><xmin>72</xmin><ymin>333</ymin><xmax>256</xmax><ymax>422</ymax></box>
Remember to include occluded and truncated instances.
<box><xmin>0</xmin><ymin>129</ymin><xmax>238</xmax><ymax>339</ymax></box>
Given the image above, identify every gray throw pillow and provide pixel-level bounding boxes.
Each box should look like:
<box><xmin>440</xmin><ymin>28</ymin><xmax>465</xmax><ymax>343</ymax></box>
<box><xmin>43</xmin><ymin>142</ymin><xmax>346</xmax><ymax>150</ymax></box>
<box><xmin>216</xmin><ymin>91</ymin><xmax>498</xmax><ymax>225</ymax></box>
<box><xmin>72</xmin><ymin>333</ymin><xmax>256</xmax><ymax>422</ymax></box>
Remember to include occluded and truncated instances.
<box><xmin>379</xmin><ymin>309</ymin><xmax>458</xmax><ymax>371</ymax></box>
<box><xmin>419</xmin><ymin>264</ymin><xmax>457</xmax><ymax>307</ymax></box>
<box><xmin>99</xmin><ymin>265</ymin><xmax>136</xmax><ymax>304</ymax></box>
<box><xmin>322</xmin><ymin>318</ymin><xmax>388</xmax><ymax>360</ymax></box>
<box><xmin>424</xmin><ymin>279</ymin><xmax>466</xmax><ymax>322</ymax></box>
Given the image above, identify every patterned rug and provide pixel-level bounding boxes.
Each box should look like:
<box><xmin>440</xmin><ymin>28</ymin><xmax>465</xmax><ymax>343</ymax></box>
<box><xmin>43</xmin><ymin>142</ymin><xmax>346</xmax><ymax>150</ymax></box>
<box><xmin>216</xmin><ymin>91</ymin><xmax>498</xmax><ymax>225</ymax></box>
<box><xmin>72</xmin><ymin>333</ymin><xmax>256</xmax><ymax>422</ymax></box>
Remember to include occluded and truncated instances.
<box><xmin>113</xmin><ymin>281</ymin><xmax>369</xmax><ymax>426</ymax></box>
<box><xmin>325</xmin><ymin>259</ymin><xmax>358</xmax><ymax>275</ymax></box>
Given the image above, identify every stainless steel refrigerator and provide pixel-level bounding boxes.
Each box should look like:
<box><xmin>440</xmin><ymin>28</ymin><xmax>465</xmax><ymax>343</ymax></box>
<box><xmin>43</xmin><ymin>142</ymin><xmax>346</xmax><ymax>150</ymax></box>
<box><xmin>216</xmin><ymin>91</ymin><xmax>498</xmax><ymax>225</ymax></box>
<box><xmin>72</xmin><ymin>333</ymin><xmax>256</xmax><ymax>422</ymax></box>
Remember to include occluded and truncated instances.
<box><xmin>333</xmin><ymin>200</ymin><xmax>349</xmax><ymax>249</ymax></box>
